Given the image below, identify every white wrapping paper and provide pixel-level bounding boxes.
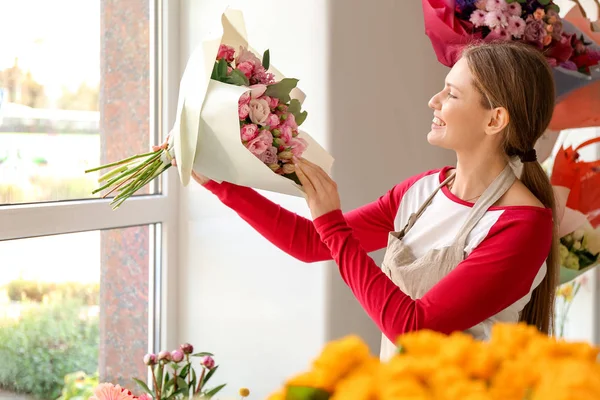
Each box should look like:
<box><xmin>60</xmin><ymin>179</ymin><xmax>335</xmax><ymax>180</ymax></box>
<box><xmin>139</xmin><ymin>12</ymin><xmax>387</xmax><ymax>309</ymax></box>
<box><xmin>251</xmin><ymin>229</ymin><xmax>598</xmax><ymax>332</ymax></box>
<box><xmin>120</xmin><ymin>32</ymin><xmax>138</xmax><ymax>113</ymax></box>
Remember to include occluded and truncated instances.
<box><xmin>170</xmin><ymin>8</ymin><xmax>334</xmax><ymax>197</ymax></box>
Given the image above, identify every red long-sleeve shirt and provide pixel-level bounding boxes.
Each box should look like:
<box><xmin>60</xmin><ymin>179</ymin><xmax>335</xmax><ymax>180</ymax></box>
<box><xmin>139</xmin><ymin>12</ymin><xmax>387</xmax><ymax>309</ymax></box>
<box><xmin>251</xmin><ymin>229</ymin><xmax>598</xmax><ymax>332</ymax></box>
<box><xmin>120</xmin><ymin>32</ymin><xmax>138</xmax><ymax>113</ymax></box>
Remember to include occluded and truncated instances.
<box><xmin>203</xmin><ymin>167</ymin><xmax>552</xmax><ymax>342</ymax></box>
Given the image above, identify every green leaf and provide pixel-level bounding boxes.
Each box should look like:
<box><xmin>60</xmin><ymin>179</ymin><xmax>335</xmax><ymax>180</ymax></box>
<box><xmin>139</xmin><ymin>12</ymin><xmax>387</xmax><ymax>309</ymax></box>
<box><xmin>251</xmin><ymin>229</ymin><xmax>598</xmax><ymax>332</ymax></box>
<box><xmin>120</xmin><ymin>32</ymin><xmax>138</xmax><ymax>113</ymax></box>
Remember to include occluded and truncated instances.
<box><xmin>191</xmin><ymin>352</ymin><xmax>214</xmax><ymax>357</ymax></box>
<box><xmin>176</xmin><ymin>377</ymin><xmax>188</xmax><ymax>392</ymax></box>
<box><xmin>284</xmin><ymin>98</ymin><xmax>308</xmax><ymax>126</ymax></box>
<box><xmin>166</xmin><ymin>387</ymin><xmax>188</xmax><ymax>400</ymax></box>
<box><xmin>217</xmin><ymin>58</ymin><xmax>228</xmax><ymax>79</ymax></box>
<box><xmin>131</xmin><ymin>378</ymin><xmax>154</xmax><ymax>396</ymax></box>
<box><xmin>262</xmin><ymin>49</ymin><xmax>270</xmax><ymax>70</ymax></box>
<box><xmin>203</xmin><ymin>365</ymin><xmax>218</xmax><ymax>386</ymax></box>
<box><xmin>204</xmin><ymin>383</ymin><xmax>227</xmax><ymax>398</ymax></box>
<box><xmin>225</xmin><ymin>68</ymin><xmax>249</xmax><ymax>86</ymax></box>
<box><xmin>546</xmin><ymin>3</ymin><xmax>560</xmax><ymax>13</ymax></box>
<box><xmin>178</xmin><ymin>363</ymin><xmax>190</xmax><ymax>379</ymax></box>
<box><xmin>264</xmin><ymin>78</ymin><xmax>299</xmax><ymax>103</ymax></box>
<box><xmin>537</xmin><ymin>0</ymin><xmax>550</xmax><ymax>4</ymax></box>
<box><xmin>396</xmin><ymin>345</ymin><xmax>406</xmax><ymax>354</ymax></box>
<box><xmin>286</xmin><ymin>386</ymin><xmax>331</xmax><ymax>400</ymax></box>
<box><xmin>191</xmin><ymin>367</ymin><xmax>197</xmax><ymax>389</ymax></box>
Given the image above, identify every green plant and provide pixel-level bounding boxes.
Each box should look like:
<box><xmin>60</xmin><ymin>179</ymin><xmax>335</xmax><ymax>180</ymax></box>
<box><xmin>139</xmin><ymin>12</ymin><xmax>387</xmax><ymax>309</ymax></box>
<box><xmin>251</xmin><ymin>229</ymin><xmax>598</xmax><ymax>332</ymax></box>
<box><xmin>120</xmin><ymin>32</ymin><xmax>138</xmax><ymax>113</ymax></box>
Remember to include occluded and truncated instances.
<box><xmin>57</xmin><ymin>370</ymin><xmax>99</xmax><ymax>400</ymax></box>
<box><xmin>4</xmin><ymin>280</ymin><xmax>99</xmax><ymax>305</ymax></box>
<box><xmin>0</xmin><ymin>296</ymin><xmax>99</xmax><ymax>399</ymax></box>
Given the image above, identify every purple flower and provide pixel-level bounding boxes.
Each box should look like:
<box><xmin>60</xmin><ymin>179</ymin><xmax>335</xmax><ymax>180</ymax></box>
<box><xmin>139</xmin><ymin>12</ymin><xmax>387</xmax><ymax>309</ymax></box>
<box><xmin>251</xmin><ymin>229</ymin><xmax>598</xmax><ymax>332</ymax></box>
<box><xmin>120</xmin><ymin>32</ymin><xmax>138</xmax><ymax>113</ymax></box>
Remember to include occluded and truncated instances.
<box><xmin>171</xmin><ymin>350</ymin><xmax>184</xmax><ymax>363</ymax></box>
<box><xmin>523</xmin><ymin>18</ymin><xmax>547</xmax><ymax>47</ymax></box>
<box><xmin>200</xmin><ymin>356</ymin><xmax>215</xmax><ymax>369</ymax></box>
<box><xmin>143</xmin><ymin>353</ymin><xmax>157</xmax><ymax>366</ymax></box>
<box><xmin>257</xmin><ymin>146</ymin><xmax>279</xmax><ymax>164</ymax></box>
<box><xmin>180</xmin><ymin>343</ymin><xmax>194</xmax><ymax>355</ymax></box>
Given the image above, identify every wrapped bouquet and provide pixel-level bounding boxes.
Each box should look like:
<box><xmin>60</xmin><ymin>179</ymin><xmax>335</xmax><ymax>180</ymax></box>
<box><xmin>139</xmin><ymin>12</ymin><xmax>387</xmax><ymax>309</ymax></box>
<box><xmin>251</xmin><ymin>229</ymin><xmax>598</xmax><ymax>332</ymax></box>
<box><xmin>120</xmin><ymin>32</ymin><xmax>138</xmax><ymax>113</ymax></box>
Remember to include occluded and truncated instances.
<box><xmin>86</xmin><ymin>9</ymin><xmax>333</xmax><ymax>208</ymax></box>
<box><xmin>267</xmin><ymin>323</ymin><xmax>600</xmax><ymax>399</ymax></box>
<box><xmin>422</xmin><ymin>0</ymin><xmax>600</xmax><ymax>101</ymax></box>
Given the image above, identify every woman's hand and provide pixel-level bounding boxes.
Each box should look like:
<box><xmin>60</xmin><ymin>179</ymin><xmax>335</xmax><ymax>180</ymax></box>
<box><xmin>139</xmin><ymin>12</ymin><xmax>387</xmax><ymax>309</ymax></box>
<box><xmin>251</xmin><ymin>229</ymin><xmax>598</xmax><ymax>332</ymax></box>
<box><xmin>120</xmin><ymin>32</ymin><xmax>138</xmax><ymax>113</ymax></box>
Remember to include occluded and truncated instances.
<box><xmin>294</xmin><ymin>157</ymin><xmax>341</xmax><ymax>220</ymax></box>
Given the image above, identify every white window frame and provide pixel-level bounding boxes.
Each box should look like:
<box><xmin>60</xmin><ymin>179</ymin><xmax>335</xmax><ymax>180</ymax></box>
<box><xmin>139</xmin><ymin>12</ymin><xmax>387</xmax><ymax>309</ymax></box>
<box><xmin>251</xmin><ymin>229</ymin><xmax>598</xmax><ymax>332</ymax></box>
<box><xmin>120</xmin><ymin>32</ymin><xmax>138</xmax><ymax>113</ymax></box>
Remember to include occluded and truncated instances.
<box><xmin>0</xmin><ymin>0</ymin><xmax>180</xmax><ymax>356</ymax></box>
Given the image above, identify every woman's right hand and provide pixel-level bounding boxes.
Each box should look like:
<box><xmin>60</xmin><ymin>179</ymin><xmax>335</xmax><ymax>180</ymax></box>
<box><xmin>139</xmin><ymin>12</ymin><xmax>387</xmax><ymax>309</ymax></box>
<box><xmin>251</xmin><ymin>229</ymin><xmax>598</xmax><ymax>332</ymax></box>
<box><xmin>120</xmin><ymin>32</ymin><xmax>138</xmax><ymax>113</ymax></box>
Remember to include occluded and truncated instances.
<box><xmin>191</xmin><ymin>171</ymin><xmax>211</xmax><ymax>185</ymax></box>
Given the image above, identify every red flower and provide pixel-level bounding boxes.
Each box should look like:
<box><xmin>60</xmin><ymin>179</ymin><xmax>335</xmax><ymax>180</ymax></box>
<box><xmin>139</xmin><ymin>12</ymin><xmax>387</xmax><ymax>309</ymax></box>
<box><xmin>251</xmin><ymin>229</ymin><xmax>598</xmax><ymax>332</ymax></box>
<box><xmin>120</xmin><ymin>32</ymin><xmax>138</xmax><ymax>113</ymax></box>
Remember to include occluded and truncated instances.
<box><xmin>545</xmin><ymin>33</ymin><xmax>574</xmax><ymax>64</ymax></box>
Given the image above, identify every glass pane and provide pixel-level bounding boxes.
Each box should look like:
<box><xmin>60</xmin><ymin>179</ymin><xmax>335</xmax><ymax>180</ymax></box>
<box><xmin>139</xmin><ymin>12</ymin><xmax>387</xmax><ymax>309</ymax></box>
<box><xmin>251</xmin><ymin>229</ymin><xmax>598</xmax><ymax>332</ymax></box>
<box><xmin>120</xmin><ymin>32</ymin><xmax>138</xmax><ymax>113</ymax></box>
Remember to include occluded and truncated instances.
<box><xmin>0</xmin><ymin>0</ymin><xmax>154</xmax><ymax>205</ymax></box>
<box><xmin>0</xmin><ymin>225</ymin><xmax>152</xmax><ymax>399</ymax></box>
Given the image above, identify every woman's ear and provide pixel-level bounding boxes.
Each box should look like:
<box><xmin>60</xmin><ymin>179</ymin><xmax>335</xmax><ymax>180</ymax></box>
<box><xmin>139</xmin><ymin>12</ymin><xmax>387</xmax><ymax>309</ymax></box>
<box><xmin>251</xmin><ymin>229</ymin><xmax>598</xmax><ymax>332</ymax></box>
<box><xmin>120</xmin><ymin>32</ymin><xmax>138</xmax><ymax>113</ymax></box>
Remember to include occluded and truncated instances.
<box><xmin>485</xmin><ymin>106</ymin><xmax>509</xmax><ymax>136</ymax></box>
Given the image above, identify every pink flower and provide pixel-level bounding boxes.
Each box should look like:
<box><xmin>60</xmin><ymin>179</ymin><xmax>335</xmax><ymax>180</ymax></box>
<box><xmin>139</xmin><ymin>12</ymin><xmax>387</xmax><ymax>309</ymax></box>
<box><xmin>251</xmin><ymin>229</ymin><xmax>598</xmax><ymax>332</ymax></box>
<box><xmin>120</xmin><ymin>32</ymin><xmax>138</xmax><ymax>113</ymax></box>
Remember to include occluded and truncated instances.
<box><xmin>90</xmin><ymin>383</ymin><xmax>136</xmax><ymax>400</ymax></box>
<box><xmin>484</xmin><ymin>10</ymin><xmax>507</xmax><ymax>29</ymax></box>
<box><xmin>283</xmin><ymin>113</ymin><xmax>298</xmax><ymax>130</ymax></box>
<box><xmin>251</xmin><ymin>66</ymin><xmax>275</xmax><ymax>85</ymax></box>
<box><xmin>487</xmin><ymin>27</ymin><xmax>511</xmax><ymax>41</ymax></box>
<box><xmin>246</xmin><ymin>130</ymin><xmax>273</xmax><ymax>156</ymax></box>
<box><xmin>288</xmin><ymin>137</ymin><xmax>308</xmax><ymax>157</ymax></box>
<box><xmin>237</xmin><ymin>62</ymin><xmax>254</xmax><ymax>78</ymax></box>
<box><xmin>238</xmin><ymin>91</ymin><xmax>251</xmax><ymax>105</ymax></box>
<box><xmin>507</xmin><ymin>16</ymin><xmax>526</xmax><ymax>38</ymax></box>
<box><xmin>143</xmin><ymin>354</ymin><xmax>156</xmax><ymax>366</ymax></box>
<box><xmin>241</xmin><ymin>124</ymin><xmax>259</xmax><ymax>141</ymax></box>
<box><xmin>171</xmin><ymin>350</ymin><xmax>184</xmax><ymax>363</ymax></box>
<box><xmin>269</xmin><ymin>97</ymin><xmax>279</xmax><ymax>109</ymax></box>
<box><xmin>249</xmin><ymin>98</ymin><xmax>270</xmax><ymax>126</ymax></box>
<box><xmin>249</xmin><ymin>84</ymin><xmax>267</xmax><ymax>99</ymax></box>
<box><xmin>227</xmin><ymin>66</ymin><xmax>233</xmax><ymax>75</ymax></box>
<box><xmin>257</xmin><ymin>146</ymin><xmax>279</xmax><ymax>164</ymax></box>
<box><xmin>485</xmin><ymin>0</ymin><xmax>507</xmax><ymax>12</ymax></box>
<box><xmin>523</xmin><ymin>18</ymin><xmax>547</xmax><ymax>47</ymax></box>
<box><xmin>280</xmin><ymin>125</ymin><xmax>293</xmax><ymax>143</ymax></box>
<box><xmin>157</xmin><ymin>351</ymin><xmax>171</xmax><ymax>362</ymax></box>
<box><xmin>266</xmin><ymin>114</ymin><xmax>280</xmax><ymax>128</ymax></box>
<box><xmin>469</xmin><ymin>10</ymin><xmax>487</xmax><ymax>28</ymax></box>
<box><xmin>180</xmin><ymin>343</ymin><xmax>194</xmax><ymax>354</ymax></box>
<box><xmin>200</xmin><ymin>355</ymin><xmax>216</xmax><ymax>370</ymax></box>
<box><xmin>236</xmin><ymin>46</ymin><xmax>262</xmax><ymax>69</ymax></box>
<box><xmin>506</xmin><ymin>2</ymin><xmax>521</xmax><ymax>16</ymax></box>
<box><xmin>216</xmin><ymin>44</ymin><xmax>235</xmax><ymax>63</ymax></box>
<box><xmin>239</xmin><ymin>103</ymin><xmax>250</xmax><ymax>120</ymax></box>
<box><xmin>138</xmin><ymin>395</ymin><xmax>152</xmax><ymax>400</ymax></box>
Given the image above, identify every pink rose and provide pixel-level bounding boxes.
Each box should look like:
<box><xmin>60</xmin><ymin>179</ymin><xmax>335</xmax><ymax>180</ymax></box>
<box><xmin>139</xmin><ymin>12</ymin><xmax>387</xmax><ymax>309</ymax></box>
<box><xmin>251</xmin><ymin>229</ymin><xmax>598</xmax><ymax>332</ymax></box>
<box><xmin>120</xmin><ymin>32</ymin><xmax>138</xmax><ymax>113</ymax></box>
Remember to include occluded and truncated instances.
<box><xmin>266</xmin><ymin>114</ymin><xmax>280</xmax><ymax>128</ymax></box>
<box><xmin>257</xmin><ymin>146</ymin><xmax>279</xmax><ymax>164</ymax></box>
<box><xmin>269</xmin><ymin>97</ymin><xmax>279</xmax><ymax>109</ymax></box>
<box><xmin>217</xmin><ymin>44</ymin><xmax>235</xmax><ymax>62</ymax></box>
<box><xmin>246</xmin><ymin>130</ymin><xmax>273</xmax><ymax>156</ymax></box>
<box><xmin>249</xmin><ymin>84</ymin><xmax>267</xmax><ymax>98</ymax></box>
<box><xmin>236</xmin><ymin>46</ymin><xmax>262</xmax><ymax>69</ymax></box>
<box><xmin>249</xmin><ymin>98</ymin><xmax>270</xmax><ymax>126</ymax></box>
<box><xmin>289</xmin><ymin>137</ymin><xmax>308</xmax><ymax>157</ymax></box>
<box><xmin>280</xmin><ymin>125</ymin><xmax>293</xmax><ymax>143</ymax></box>
<box><xmin>238</xmin><ymin>91</ymin><xmax>251</xmax><ymax>106</ymax></box>
<box><xmin>238</xmin><ymin>103</ymin><xmax>250</xmax><ymax>120</ymax></box>
<box><xmin>283</xmin><ymin>113</ymin><xmax>298</xmax><ymax>130</ymax></box>
<box><xmin>240</xmin><ymin>124</ymin><xmax>258</xmax><ymax>141</ymax></box>
<box><xmin>237</xmin><ymin>62</ymin><xmax>254</xmax><ymax>78</ymax></box>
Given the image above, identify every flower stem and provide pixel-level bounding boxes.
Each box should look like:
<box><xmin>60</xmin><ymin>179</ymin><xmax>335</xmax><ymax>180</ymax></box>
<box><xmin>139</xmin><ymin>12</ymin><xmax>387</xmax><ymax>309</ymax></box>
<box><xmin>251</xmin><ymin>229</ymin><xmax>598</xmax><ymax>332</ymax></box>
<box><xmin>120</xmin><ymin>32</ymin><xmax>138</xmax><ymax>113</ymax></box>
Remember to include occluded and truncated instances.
<box><xmin>84</xmin><ymin>150</ymin><xmax>157</xmax><ymax>173</ymax></box>
<box><xmin>196</xmin><ymin>367</ymin><xmax>206</xmax><ymax>395</ymax></box>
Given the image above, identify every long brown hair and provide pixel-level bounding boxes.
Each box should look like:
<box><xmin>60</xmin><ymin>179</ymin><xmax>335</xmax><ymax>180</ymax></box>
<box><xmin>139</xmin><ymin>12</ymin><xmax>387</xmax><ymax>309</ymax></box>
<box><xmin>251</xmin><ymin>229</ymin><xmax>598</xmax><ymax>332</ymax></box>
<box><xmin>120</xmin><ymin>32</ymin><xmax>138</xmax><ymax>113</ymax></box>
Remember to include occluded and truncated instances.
<box><xmin>462</xmin><ymin>41</ymin><xmax>559</xmax><ymax>335</ymax></box>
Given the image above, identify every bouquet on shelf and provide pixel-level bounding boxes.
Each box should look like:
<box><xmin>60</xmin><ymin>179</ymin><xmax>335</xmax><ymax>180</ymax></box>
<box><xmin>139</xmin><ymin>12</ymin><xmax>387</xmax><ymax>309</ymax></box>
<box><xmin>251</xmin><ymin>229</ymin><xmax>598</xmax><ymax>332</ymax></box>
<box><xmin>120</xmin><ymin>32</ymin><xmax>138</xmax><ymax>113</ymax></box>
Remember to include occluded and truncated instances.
<box><xmin>558</xmin><ymin>217</ymin><xmax>600</xmax><ymax>284</ymax></box>
<box><xmin>422</xmin><ymin>0</ymin><xmax>600</xmax><ymax>100</ymax></box>
<box><xmin>85</xmin><ymin>8</ymin><xmax>333</xmax><ymax>208</ymax></box>
<box><xmin>267</xmin><ymin>323</ymin><xmax>600</xmax><ymax>400</ymax></box>
<box><xmin>89</xmin><ymin>342</ymin><xmax>250</xmax><ymax>400</ymax></box>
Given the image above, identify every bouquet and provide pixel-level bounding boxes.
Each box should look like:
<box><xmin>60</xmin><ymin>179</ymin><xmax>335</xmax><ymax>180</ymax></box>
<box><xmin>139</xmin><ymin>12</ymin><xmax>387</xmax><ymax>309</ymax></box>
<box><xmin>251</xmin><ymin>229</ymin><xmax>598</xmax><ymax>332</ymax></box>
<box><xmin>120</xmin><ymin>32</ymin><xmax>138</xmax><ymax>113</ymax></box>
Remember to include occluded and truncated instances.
<box><xmin>89</xmin><ymin>342</ymin><xmax>250</xmax><ymax>400</ymax></box>
<box><xmin>85</xmin><ymin>8</ymin><xmax>333</xmax><ymax>208</ymax></box>
<box><xmin>267</xmin><ymin>323</ymin><xmax>600</xmax><ymax>399</ymax></box>
<box><xmin>555</xmin><ymin>275</ymin><xmax>587</xmax><ymax>338</ymax></box>
<box><xmin>422</xmin><ymin>0</ymin><xmax>600</xmax><ymax>100</ymax></box>
<box><xmin>559</xmin><ymin>218</ymin><xmax>600</xmax><ymax>284</ymax></box>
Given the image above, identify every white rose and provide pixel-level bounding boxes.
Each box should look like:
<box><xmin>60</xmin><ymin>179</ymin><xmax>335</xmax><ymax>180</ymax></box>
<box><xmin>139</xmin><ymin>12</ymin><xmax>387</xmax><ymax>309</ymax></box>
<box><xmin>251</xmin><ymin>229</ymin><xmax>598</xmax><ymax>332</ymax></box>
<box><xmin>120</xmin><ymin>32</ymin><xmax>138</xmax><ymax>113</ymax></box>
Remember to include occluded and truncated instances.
<box><xmin>248</xmin><ymin>98</ymin><xmax>270</xmax><ymax>126</ymax></box>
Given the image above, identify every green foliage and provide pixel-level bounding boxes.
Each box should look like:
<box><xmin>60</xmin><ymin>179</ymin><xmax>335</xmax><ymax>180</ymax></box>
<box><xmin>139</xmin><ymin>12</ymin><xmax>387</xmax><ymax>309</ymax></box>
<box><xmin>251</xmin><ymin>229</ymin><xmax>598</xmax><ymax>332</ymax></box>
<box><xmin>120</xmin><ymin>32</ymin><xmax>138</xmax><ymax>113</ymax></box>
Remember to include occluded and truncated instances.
<box><xmin>56</xmin><ymin>371</ymin><xmax>99</xmax><ymax>400</ymax></box>
<box><xmin>0</xmin><ymin>297</ymin><xmax>99</xmax><ymax>399</ymax></box>
<box><xmin>4</xmin><ymin>279</ymin><xmax>99</xmax><ymax>305</ymax></box>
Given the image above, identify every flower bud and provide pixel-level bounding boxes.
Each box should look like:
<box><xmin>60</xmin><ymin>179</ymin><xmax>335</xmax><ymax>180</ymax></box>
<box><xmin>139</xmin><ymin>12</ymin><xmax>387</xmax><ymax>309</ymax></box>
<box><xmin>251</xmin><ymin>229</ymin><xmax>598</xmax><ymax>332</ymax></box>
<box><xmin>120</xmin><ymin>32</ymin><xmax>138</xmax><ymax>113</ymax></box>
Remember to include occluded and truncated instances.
<box><xmin>180</xmin><ymin>343</ymin><xmax>194</xmax><ymax>355</ymax></box>
<box><xmin>278</xmin><ymin>151</ymin><xmax>293</xmax><ymax>160</ymax></box>
<box><xmin>158</xmin><ymin>350</ymin><xmax>171</xmax><ymax>362</ymax></box>
<box><xmin>171</xmin><ymin>350</ymin><xmax>184</xmax><ymax>363</ymax></box>
<box><xmin>282</xmin><ymin>163</ymin><xmax>295</xmax><ymax>174</ymax></box>
<box><xmin>280</xmin><ymin>113</ymin><xmax>288</xmax><ymax>121</ymax></box>
<box><xmin>272</xmin><ymin>129</ymin><xmax>281</xmax><ymax>138</ymax></box>
<box><xmin>268</xmin><ymin>163</ymin><xmax>280</xmax><ymax>172</ymax></box>
<box><xmin>273</xmin><ymin>138</ymin><xmax>285</xmax><ymax>147</ymax></box>
<box><xmin>292</xmin><ymin>130</ymin><xmax>299</xmax><ymax>138</ymax></box>
<box><xmin>201</xmin><ymin>356</ymin><xmax>215</xmax><ymax>369</ymax></box>
<box><xmin>143</xmin><ymin>353</ymin><xmax>157</xmax><ymax>366</ymax></box>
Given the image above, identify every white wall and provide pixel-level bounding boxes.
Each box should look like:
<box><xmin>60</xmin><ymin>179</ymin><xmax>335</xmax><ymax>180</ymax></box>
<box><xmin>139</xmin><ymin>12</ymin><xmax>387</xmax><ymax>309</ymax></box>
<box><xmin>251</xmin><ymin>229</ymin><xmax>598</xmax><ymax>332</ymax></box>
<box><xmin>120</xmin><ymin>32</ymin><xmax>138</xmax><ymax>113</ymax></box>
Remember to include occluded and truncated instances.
<box><xmin>177</xmin><ymin>1</ymin><xmax>453</xmax><ymax>397</ymax></box>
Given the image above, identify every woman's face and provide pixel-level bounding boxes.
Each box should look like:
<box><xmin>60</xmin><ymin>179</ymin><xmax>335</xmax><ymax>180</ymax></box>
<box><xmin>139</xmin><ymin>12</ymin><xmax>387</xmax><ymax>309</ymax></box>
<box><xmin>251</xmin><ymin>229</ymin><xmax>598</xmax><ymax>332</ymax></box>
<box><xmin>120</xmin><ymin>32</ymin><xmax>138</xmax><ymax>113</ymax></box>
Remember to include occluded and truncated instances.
<box><xmin>427</xmin><ymin>57</ymin><xmax>495</xmax><ymax>153</ymax></box>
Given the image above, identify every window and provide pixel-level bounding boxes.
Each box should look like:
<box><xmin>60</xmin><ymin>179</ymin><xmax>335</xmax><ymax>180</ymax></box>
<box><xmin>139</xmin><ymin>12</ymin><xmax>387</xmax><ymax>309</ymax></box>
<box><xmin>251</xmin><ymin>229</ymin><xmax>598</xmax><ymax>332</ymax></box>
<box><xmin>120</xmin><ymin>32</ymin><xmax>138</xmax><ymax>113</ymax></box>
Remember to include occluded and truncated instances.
<box><xmin>0</xmin><ymin>0</ymin><xmax>179</xmax><ymax>397</ymax></box>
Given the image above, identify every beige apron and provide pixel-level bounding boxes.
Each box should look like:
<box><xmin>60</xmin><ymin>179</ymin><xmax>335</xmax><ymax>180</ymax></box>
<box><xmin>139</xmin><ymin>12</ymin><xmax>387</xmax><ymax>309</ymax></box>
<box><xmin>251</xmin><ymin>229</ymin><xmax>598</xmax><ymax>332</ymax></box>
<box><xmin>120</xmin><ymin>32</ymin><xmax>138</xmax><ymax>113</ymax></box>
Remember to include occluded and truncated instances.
<box><xmin>379</xmin><ymin>164</ymin><xmax>516</xmax><ymax>360</ymax></box>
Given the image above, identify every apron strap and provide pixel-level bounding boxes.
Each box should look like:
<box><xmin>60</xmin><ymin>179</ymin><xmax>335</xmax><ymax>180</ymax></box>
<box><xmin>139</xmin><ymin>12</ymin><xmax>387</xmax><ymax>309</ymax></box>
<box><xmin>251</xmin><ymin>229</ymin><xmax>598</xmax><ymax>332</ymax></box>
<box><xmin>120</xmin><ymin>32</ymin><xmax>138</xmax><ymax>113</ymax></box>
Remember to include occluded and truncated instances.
<box><xmin>455</xmin><ymin>163</ymin><xmax>516</xmax><ymax>249</ymax></box>
<box><xmin>400</xmin><ymin>170</ymin><xmax>456</xmax><ymax>236</ymax></box>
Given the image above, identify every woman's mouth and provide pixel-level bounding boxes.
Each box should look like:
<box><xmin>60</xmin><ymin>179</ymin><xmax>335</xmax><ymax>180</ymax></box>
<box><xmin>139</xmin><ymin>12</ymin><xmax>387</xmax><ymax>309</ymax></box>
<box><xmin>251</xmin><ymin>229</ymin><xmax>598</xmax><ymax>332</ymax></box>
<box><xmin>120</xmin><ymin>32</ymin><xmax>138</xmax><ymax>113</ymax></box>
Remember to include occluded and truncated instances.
<box><xmin>432</xmin><ymin>116</ymin><xmax>446</xmax><ymax>127</ymax></box>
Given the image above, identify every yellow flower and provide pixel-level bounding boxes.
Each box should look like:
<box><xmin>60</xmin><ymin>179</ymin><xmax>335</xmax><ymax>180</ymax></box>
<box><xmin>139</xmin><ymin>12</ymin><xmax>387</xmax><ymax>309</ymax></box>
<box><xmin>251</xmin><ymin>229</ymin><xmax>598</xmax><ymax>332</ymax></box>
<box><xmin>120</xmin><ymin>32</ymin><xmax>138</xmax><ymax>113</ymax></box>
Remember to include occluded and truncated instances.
<box><xmin>395</xmin><ymin>329</ymin><xmax>447</xmax><ymax>357</ymax></box>
<box><xmin>238</xmin><ymin>387</ymin><xmax>250</xmax><ymax>397</ymax></box>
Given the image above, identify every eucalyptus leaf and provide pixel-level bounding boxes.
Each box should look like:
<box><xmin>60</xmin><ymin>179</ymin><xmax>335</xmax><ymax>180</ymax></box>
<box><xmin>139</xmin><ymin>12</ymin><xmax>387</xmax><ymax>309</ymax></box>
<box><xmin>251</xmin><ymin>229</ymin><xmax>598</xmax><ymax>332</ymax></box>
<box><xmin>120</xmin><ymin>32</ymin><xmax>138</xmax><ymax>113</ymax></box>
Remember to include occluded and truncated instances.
<box><xmin>225</xmin><ymin>69</ymin><xmax>249</xmax><ymax>86</ymax></box>
<box><xmin>264</xmin><ymin>78</ymin><xmax>299</xmax><ymax>103</ymax></box>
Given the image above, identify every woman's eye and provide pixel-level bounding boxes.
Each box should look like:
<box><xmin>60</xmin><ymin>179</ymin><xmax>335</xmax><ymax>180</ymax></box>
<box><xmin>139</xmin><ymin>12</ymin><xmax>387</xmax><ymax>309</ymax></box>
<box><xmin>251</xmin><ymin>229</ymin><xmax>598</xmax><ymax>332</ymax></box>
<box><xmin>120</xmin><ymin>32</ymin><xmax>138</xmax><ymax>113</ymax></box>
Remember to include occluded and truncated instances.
<box><xmin>446</xmin><ymin>92</ymin><xmax>457</xmax><ymax>99</ymax></box>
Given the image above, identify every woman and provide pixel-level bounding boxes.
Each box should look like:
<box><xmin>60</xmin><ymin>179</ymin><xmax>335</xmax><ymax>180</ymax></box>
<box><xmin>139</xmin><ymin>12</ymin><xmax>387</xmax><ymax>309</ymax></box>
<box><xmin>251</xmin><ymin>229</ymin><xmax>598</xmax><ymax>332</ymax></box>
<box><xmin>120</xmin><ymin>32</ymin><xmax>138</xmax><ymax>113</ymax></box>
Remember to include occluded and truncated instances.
<box><xmin>191</xmin><ymin>41</ymin><xmax>558</xmax><ymax>360</ymax></box>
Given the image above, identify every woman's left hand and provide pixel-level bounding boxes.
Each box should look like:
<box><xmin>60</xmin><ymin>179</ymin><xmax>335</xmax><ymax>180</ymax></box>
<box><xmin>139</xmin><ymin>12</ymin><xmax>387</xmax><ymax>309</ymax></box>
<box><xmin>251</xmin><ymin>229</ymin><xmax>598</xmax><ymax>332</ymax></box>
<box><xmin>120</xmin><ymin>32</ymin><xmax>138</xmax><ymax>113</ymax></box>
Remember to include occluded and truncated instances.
<box><xmin>294</xmin><ymin>157</ymin><xmax>341</xmax><ymax>220</ymax></box>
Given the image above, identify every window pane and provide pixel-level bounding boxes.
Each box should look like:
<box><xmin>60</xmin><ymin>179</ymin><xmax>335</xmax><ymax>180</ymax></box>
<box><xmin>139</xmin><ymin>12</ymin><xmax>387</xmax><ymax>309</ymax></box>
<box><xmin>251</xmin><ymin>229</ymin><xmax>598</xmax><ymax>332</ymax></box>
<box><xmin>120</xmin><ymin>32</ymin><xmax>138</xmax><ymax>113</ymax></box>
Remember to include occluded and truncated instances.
<box><xmin>0</xmin><ymin>0</ymin><xmax>154</xmax><ymax>205</ymax></box>
<box><xmin>0</xmin><ymin>225</ymin><xmax>152</xmax><ymax>399</ymax></box>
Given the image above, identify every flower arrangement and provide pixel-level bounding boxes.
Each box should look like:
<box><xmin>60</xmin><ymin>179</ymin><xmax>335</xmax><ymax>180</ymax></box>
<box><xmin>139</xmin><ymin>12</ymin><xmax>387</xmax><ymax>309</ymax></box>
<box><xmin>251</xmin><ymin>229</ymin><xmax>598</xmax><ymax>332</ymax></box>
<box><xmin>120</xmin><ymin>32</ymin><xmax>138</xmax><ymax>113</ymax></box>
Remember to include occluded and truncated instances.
<box><xmin>559</xmin><ymin>221</ymin><xmax>600</xmax><ymax>281</ymax></box>
<box><xmin>454</xmin><ymin>0</ymin><xmax>600</xmax><ymax>74</ymax></box>
<box><xmin>216</xmin><ymin>44</ymin><xmax>309</xmax><ymax>185</ymax></box>
<box><xmin>88</xmin><ymin>342</ymin><xmax>251</xmax><ymax>400</ymax></box>
<box><xmin>267</xmin><ymin>323</ymin><xmax>600</xmax><ymax>399</ymax></box>
<box><xmin>555</xmin><ymin>275</ymin><xmax>587</xmax><ymax>338</ymax></box>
